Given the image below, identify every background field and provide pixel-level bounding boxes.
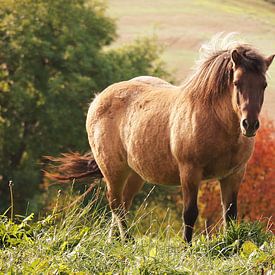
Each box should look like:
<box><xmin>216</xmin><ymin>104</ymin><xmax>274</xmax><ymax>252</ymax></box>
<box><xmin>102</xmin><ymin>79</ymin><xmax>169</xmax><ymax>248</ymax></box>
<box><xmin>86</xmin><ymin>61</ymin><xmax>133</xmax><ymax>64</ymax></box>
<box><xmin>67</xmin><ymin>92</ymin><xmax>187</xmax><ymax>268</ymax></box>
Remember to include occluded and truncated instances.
<box><xmin>108</xmin><ymin>0</ymin><xmax>275</xmax><ymax>120</ymax></box>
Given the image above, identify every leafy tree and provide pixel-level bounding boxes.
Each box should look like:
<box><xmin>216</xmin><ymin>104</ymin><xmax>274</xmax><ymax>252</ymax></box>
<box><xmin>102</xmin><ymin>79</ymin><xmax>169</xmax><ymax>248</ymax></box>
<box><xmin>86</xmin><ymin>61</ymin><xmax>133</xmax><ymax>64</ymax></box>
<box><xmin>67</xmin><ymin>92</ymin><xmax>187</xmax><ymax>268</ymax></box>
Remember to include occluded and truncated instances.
<box><xmin>0</xmin><ymin>0</ymin><xmax>167</xmax><ymax>212</ymax></box>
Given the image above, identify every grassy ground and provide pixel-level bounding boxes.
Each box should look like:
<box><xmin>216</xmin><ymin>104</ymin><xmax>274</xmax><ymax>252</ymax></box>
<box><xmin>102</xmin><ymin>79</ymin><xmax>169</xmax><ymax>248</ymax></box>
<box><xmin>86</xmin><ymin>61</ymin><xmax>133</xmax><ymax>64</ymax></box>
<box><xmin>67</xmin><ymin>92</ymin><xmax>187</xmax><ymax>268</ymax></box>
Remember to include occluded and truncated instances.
<box><xmin>108</xmin><ymin>0</ymin><xmax>275</xmax><ymax>120</ymax></box>
<box><xmin>0</xmin><ymin>191</ymin><xmax>274</xmax><ymax>274</ymax></box>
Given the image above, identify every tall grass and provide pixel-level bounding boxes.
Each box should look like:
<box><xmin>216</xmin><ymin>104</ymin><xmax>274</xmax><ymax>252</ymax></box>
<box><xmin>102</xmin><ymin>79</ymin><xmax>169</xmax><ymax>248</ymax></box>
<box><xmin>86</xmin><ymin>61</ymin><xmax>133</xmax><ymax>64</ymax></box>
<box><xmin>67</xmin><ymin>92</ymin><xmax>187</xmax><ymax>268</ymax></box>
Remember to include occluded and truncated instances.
<box><xmin>0</xmin><ymin>187</ymin><xmax>274</xmax><ymax>274</ymax></box>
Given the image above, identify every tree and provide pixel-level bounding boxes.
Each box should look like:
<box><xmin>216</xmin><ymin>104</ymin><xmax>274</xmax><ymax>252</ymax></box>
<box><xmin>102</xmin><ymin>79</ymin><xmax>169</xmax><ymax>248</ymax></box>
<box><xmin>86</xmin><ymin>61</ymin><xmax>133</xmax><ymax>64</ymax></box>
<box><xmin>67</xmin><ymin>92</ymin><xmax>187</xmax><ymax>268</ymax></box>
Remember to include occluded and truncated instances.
<box><xmin>0</xmin><ymin>0</ymin><xmax>167</xmax><ymax>212</ymax></box>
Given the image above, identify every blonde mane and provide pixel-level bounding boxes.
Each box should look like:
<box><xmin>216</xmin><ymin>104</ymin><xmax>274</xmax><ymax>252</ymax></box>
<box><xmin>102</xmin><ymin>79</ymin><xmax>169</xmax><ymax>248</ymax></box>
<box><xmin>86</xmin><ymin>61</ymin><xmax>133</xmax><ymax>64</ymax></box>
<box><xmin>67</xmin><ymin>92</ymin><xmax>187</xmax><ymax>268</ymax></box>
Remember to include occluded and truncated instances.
<box><xmin>182</xmin><ymin>33</ymin><xmax>266</xmax><ymax>101</ymax></box>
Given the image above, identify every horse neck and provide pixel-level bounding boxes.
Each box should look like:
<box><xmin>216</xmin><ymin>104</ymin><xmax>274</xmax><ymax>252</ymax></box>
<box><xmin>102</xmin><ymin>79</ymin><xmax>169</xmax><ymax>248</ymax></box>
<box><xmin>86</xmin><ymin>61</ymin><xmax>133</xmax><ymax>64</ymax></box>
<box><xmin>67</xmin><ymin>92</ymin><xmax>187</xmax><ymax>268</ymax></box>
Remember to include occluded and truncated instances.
<box><xmin>208</xmin><ymin>90</ymin><xmax>241</xmax><ymax>137</ymax></box>
<box><xmin>209</xmin><ymin>91</ymin><xmax>240</xmax><ymax>136</ymax></box>
<box><xmin>183</xmin><ymin>86</ymin><xmax>241</xmax><ymax>137</ymax></box>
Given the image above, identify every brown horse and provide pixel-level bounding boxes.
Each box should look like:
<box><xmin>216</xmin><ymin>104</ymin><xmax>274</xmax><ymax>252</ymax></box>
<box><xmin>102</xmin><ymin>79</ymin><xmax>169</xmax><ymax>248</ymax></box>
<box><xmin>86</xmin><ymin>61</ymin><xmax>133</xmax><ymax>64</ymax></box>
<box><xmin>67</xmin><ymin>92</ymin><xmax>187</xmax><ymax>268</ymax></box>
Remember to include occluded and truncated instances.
<box><xmin>46</xmin><ymin>34</ymin><xmax>274</xmax><ymax>243</ymax></box>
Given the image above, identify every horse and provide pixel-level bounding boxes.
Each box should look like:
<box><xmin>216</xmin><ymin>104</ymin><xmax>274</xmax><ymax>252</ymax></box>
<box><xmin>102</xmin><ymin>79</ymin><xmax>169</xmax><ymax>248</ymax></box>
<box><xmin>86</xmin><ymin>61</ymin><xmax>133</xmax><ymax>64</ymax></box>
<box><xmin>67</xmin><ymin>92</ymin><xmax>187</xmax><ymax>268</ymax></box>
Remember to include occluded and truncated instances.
<box><xmin>46</xmin><ymin>34</ymin><xmax>274</xmax><ymax>243</ymax></box>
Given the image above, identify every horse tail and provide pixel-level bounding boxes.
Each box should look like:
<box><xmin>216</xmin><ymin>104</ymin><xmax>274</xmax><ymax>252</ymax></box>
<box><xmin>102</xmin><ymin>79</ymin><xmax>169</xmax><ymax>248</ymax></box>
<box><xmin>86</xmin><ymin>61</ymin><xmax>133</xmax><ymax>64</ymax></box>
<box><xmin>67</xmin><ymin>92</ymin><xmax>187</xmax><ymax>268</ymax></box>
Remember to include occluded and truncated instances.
<box><xmin>44</xmin><ymin>152</ymin><xmax>103</xmax><ymax>182</ymax></box>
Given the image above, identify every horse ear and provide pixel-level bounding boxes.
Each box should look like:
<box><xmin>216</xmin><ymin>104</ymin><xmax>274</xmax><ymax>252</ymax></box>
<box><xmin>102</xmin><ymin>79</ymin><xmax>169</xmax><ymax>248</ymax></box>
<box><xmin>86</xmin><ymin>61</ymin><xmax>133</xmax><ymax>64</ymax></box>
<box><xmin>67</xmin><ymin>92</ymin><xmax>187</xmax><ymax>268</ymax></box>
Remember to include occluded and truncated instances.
<box><xmin>266</xmin><ymin>54</ymin><xmax>275</xmax><ymax>70</ymax></box>
<box><xmin>231</xmin><ymin>50</ymin><xmax>242</xmax><ymax>68</ymax></box>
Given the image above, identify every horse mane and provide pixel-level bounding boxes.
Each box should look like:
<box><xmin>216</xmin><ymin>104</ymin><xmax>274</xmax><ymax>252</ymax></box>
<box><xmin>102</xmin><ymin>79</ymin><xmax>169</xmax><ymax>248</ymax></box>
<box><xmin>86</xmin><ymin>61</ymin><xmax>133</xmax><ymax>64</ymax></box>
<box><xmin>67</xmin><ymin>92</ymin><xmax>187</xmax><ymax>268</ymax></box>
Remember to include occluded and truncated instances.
<box><xmin>182</xmin><ymin>33</ymin><xmax>267</xmax><ymax>101</ymax></box>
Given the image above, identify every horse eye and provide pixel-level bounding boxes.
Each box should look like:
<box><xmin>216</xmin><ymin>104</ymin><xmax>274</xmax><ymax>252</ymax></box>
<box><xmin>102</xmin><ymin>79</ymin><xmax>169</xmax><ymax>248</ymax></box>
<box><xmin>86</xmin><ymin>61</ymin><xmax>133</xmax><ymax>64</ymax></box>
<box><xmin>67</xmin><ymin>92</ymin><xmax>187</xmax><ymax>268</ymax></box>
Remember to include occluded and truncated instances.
<box><xmin>233</xmin><ymin>81</ymin><xmax>240</xmax><ymax>87</ymax></box>
<box><xmin>263</xmin><ymin>83</ymin><xmax>267</xmax><ymax>89</ymax></box>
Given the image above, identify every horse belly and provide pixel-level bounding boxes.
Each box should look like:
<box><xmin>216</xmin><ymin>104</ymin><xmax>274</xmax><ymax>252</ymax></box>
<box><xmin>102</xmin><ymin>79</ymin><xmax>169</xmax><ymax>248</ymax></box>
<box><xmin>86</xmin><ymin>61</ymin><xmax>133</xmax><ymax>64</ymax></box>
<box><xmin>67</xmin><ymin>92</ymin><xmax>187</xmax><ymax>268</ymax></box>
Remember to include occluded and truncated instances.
<box><xmin>127</xmin><ymin>150</ymin><xmax>180</xmax><ymax>185</ymax></box>
<box><xmin>122</xmin><ymin>106</ymin><xmax>180</xmax><ymax>185</ymax></box>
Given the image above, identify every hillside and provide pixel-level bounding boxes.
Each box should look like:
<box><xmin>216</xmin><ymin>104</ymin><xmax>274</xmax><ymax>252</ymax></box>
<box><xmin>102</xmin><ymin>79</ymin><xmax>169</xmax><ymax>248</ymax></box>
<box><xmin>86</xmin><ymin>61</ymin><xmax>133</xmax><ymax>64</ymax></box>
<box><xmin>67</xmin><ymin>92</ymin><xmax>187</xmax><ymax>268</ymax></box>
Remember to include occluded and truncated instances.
<box><xmin>108</xmin><ymin>0</ymin><xmax>275</xmax><ymax>119</ymax></box>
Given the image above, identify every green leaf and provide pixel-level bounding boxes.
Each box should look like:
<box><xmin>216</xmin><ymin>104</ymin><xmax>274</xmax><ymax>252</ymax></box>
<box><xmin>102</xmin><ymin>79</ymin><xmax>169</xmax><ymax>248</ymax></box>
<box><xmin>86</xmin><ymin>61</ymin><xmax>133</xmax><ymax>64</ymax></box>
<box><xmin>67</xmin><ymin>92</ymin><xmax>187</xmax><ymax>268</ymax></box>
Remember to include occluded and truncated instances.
<box><xmin>241</xmin><ymin>240</ymin><xmax>258</xmax><ymax>257</ymax></box>
<box><xmin>149</xmin><ymin>247</ymin><xmax>157</xmax><ymax>258</ymax></box>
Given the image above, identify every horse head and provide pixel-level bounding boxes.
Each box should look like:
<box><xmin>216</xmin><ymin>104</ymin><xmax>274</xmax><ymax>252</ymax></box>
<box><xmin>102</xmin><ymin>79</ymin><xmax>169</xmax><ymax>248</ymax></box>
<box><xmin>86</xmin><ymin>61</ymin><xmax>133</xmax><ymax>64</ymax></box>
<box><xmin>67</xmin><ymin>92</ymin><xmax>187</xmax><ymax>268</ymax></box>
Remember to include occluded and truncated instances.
<box><xmin>230</xmin><ymin>48</ymin><xmax>274</xmax><ymax>137</ymax></box>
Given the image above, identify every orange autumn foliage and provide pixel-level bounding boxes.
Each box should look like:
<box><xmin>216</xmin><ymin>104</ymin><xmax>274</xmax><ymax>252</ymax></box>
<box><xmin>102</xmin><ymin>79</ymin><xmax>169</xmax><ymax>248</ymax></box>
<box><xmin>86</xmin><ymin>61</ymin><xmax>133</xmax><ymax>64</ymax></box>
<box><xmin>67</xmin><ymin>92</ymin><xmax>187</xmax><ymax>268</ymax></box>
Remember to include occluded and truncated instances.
<box><xmin>199</xmin><ymin>118</ymin><xmax>275</xmax><ymax>230</ymax></box>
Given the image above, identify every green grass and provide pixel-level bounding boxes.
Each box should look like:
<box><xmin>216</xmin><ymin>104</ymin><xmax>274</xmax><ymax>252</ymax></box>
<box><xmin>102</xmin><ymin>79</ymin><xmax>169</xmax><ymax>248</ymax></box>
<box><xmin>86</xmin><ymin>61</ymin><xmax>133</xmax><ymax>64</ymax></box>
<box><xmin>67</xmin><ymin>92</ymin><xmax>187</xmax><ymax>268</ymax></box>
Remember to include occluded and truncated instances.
<box><xmin>0</xmin><ymin>191</ymin><xmax>274</xmax><ymax>274</ymax></box>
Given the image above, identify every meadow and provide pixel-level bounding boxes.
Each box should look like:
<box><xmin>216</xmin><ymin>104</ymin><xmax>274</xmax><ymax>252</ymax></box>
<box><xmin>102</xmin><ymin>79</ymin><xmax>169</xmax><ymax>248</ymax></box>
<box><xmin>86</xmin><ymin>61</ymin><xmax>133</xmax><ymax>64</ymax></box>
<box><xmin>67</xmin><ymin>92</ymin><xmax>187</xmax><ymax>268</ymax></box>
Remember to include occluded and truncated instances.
<box><xmin>0</xmin><ymin>190</ymin><xmax>274</xmax><ymax>274</ymax></box>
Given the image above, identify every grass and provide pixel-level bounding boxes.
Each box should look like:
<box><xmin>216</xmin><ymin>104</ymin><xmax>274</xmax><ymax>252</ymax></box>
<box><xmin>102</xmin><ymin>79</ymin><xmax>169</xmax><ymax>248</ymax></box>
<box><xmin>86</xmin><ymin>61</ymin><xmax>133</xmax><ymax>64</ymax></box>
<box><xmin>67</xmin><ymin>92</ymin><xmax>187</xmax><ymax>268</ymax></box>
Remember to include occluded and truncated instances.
<box><xmin>0</xmin><ymin>189</ymin><xmax>274</xmax><ymax>274</ymax></box>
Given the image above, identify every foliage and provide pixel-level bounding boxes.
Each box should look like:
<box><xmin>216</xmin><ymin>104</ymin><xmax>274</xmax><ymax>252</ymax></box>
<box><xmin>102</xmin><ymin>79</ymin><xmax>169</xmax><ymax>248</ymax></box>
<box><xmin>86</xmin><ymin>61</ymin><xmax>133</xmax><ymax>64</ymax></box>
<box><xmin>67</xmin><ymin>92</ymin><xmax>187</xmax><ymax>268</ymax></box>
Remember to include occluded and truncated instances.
<box><xmin>0</xmin><ymin>0</ymin><xmax>168</xmax><ymax>212</ymax></box>
<box><xmin>194</xmin><ymin>221</ymin><xmax>272</xmax><ymax>257</ymax></box>
<box><xmin>199</xmin><ymin>118</ymin><xmax>275</xmax><ymax>230</ymax></box>
<box><xmin>0</xmin><ymin>213</ymin><xmax>34</xmax><ymax>248</ymax></box>
<box><xmin>0</xmin><ymin>194</ymin><xmax>274</xmax><ymax>274</ymax></box>
<box><xmin>101</xmin><ymin>38</ymin><xmax>168</xmax><ymax>85</ymax></box>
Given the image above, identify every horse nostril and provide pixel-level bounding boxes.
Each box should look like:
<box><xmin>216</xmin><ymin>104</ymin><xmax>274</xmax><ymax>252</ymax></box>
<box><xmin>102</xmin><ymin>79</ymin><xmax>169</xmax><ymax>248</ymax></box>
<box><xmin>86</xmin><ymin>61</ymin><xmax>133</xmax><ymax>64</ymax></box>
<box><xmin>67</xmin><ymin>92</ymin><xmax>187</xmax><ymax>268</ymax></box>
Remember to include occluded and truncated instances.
<box><xmin>242</xmin><ymin>119</ymin><xmax>249</xmax><ymax>130</ymax></box>
<box><xmin>254</xmin><ymin>120</ymin><xmax>260</xmax><ymax>131</ymax></box>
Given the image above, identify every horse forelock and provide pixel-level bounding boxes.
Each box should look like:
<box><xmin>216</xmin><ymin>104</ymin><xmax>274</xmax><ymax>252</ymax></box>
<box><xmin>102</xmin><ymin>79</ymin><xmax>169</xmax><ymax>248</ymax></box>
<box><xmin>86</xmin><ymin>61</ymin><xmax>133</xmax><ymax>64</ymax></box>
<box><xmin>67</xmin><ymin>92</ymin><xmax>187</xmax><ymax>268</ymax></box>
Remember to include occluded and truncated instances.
<box><xmin>182</xmin><ymin>33</ymin><xmax>266</xmax><ymax>101</ymax></box>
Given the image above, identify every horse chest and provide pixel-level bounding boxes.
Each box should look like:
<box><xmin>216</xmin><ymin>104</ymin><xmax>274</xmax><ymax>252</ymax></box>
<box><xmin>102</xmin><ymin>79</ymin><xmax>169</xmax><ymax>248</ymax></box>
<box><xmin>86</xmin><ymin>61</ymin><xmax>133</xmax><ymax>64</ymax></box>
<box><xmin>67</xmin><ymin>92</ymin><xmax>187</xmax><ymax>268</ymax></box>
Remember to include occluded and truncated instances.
<box><xmin>202</xmin><ymin>140</ymin><xmax>254</xmax><ymax>180</ymax></box>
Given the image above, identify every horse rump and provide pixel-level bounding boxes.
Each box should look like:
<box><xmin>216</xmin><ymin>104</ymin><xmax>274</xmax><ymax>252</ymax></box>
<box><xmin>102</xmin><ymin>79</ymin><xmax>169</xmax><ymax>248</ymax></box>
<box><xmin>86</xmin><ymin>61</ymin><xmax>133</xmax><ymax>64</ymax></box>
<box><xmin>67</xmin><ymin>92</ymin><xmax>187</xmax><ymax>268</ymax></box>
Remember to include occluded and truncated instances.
<box><xmin>44</xmin><ymin>152</ymin><xmax>103</xmax><ymax>182</ymax></box>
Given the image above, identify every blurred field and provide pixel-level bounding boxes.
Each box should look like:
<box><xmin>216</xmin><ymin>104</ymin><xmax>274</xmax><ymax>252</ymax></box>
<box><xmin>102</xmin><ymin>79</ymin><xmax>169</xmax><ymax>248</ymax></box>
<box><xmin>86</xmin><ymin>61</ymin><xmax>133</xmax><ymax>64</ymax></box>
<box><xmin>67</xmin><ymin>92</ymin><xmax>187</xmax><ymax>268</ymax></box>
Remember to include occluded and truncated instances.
<box><xmin>108</xmin><ymin>0</ymin><xmax>275</xmax><ymax>120</ymax></box>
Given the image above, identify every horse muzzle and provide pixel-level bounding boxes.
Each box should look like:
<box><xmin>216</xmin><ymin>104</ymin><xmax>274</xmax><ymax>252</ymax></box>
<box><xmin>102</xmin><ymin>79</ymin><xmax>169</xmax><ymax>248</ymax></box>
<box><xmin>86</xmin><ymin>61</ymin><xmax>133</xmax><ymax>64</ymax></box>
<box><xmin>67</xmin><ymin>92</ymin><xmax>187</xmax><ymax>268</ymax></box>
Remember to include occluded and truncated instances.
<box><xmin>240</xmin><ymin>118</ymin><xmax>260</xmax><ymax>137</ymax></box>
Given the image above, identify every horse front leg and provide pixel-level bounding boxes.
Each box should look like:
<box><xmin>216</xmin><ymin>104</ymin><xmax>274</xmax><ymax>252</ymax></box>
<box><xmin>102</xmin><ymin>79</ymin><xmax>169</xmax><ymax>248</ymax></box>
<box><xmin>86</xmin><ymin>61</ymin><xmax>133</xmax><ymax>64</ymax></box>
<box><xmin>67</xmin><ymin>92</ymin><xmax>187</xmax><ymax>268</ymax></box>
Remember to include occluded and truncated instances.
<box><xmin>219</xmin><ymin>168</ymin><xmax>245</xmax><ymax>227</ymax></box>
<box><xmin>180</xmin><ymin>165</ymin><xmax>201</xmax><ymax>244</ymax></box>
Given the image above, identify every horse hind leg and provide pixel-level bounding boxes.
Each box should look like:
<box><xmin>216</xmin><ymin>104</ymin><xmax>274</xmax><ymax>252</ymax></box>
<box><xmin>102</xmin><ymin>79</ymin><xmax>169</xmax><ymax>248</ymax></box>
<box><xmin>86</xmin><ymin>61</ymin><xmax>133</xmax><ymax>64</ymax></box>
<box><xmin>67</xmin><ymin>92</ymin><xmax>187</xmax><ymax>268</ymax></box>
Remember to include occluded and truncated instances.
<box><xmin>123</xmin><ymin>171</ymin><xmax>145</xmax><ymax>211</ymax></box>
<box><xmin>107</xmin><ymin>170</ymin><xmax>144</xmax><ymax>242</ymax></box>
<box><xmin>108</xmin><ymin>198</ymin><xmax>130</xmax><ymax>242</ymax></box>
<box><xmin>105</xmin><ymin>169</ymin><xmax>131</xmax><ymax>242</ymax></box>
<box><xmin>108</xmin><ymin>213</ymin><xmax>117</xmax><ymax>242</ymax></box>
